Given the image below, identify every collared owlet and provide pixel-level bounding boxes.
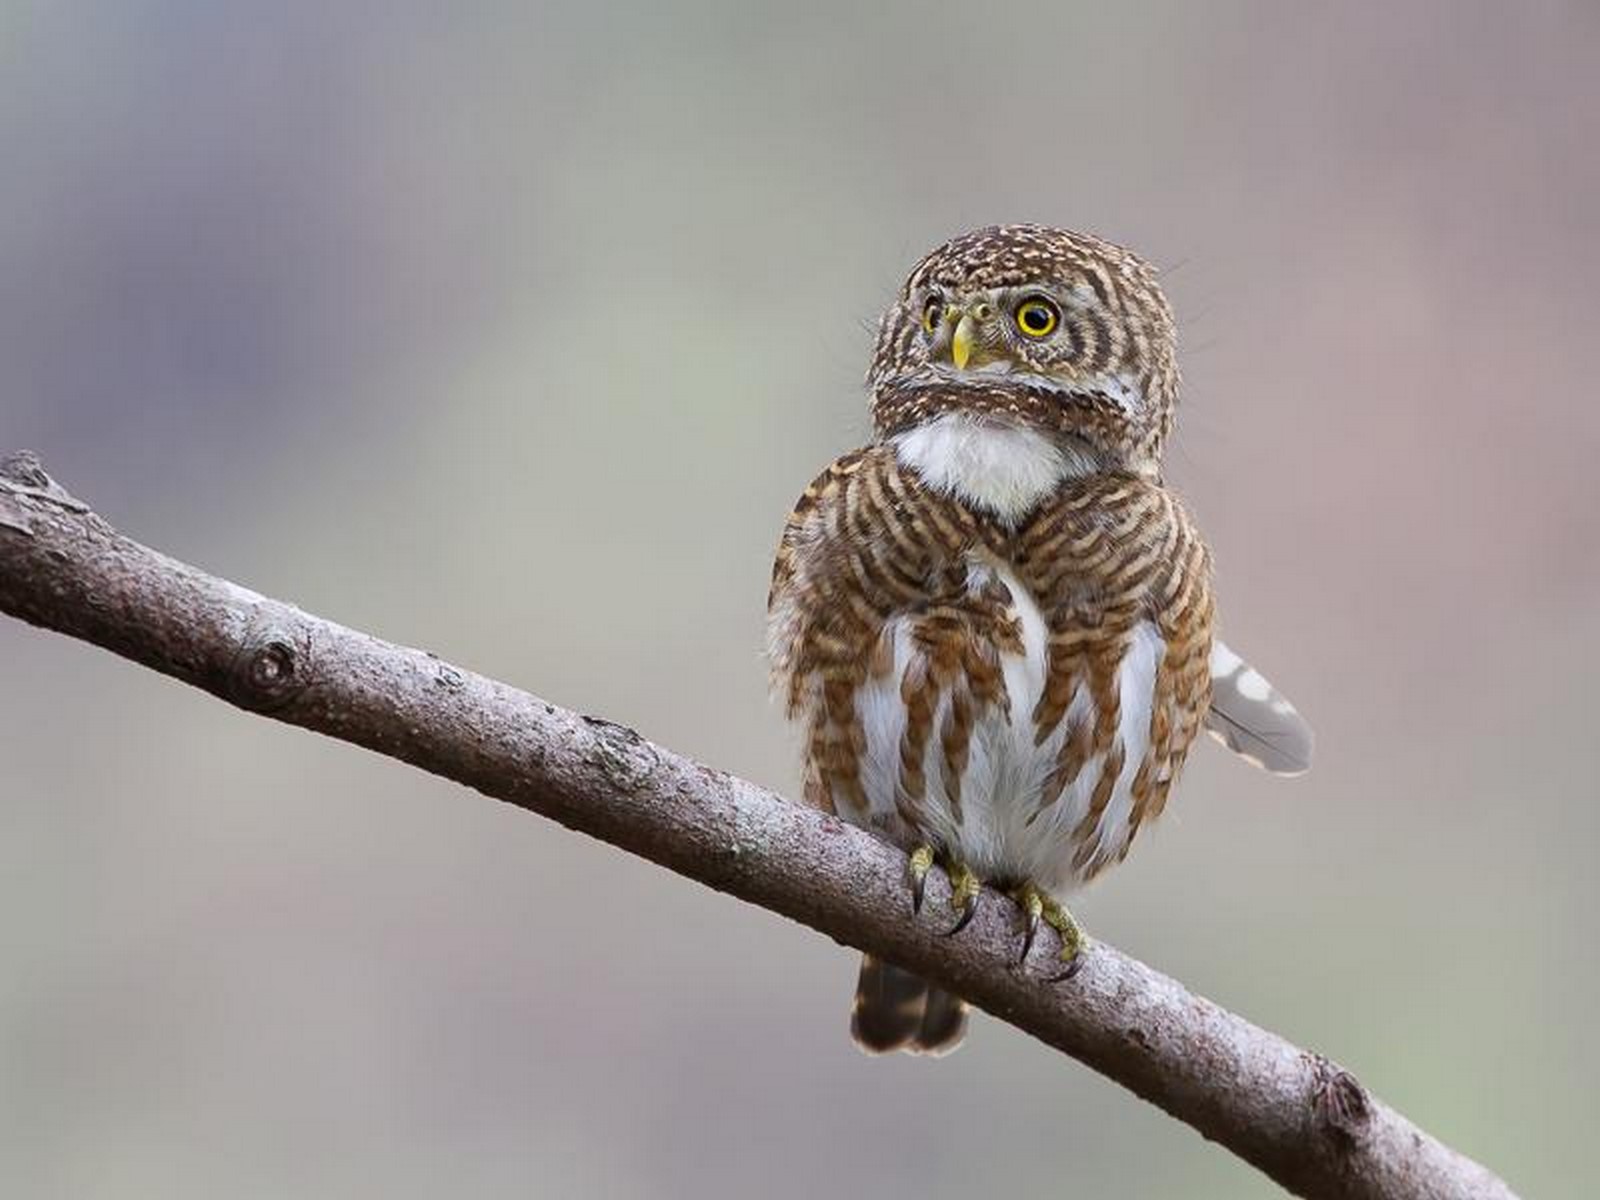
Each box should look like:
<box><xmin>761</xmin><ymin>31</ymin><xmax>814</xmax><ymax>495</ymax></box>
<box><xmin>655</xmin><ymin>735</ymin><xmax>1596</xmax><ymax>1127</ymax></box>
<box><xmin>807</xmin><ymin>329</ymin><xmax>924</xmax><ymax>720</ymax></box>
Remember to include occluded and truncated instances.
<box><xmin>766</xmin><ymin>224</ymin><xmax>1312</xmax><ymax>1056</ymax></box>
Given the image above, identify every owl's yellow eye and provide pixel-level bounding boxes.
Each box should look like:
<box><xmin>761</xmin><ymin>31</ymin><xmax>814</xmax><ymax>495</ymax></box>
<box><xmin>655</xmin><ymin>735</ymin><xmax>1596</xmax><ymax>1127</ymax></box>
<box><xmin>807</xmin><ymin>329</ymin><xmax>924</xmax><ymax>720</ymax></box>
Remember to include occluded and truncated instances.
<box><xmin>1014</xmin><ymin>298</ymin><xmax>1059</xmax><ymax>338</ymax></box>
<box><xmin>922</xmin><ymin>299</ymin><xmax>943</xmax><ymax>334</ymax></box>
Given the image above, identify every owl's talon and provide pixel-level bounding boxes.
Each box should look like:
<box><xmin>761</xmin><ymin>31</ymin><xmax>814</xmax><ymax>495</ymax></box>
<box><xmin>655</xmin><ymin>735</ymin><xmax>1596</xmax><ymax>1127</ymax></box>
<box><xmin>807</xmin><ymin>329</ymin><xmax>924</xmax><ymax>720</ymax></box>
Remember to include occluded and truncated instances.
<box><xmin>944</xmin><ymin>861</ymin><xmax>982</xmax><ymax>936</ymax></box>
<box><xmin>908</xmin><ymin>844</ymin><xmax>934</xmax><ymax>915</ymax></box>
<box><xmin>947</xmin><ymin>894</ymin><xmax>980</xmax><ymax>937</ymax></box>
<box><xmin>1020</xmin><ymin>910</ymin><xmax>1040</xmax><ymax>963</ymax></box>
<box><xmin>1016</xmin><ymin>887</ymin><xmax>1086</xmax><ymax>981</ymax></box>
<box><xmin>1014</xmin><ymin>884</ymin><xmax>1046</xmax><ymax>964</ymax></box>
<box><xmin>1046</xmin><ymin>952</ymin><xmax>1085</xmax><ymax>984</ymax></box>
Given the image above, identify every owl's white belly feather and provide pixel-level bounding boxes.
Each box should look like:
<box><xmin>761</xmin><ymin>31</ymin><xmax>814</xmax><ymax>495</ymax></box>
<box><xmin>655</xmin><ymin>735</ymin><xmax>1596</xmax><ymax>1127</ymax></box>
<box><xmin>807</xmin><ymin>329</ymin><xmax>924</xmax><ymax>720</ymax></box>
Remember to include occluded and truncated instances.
<box><xmin>849</xmin><ymin>560</ymin><xmax>1163</xmax><ymax>896</ymax></box>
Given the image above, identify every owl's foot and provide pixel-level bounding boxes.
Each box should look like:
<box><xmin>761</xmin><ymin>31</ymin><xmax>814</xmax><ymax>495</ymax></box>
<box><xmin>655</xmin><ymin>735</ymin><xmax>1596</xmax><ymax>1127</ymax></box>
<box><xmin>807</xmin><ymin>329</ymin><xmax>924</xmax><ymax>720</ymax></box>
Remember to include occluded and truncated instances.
<box><xmin>1012</xmin><ymin>883</ymin><xmax>1087</xmax><ymax>981</ymax></box>
<box><xmin>908</xmin><ymin>844</ymin><xmax>935</xmax><ymax>914</ymax></box>
<box><xmin>945</xmin><ymin>860</ymin><xmax>983</xmax><ymax>936</ymax></box>
<box><xmin>907</xmin><ymin>846</ymin><xmax>982</xmax><ymax>934</ymax></box>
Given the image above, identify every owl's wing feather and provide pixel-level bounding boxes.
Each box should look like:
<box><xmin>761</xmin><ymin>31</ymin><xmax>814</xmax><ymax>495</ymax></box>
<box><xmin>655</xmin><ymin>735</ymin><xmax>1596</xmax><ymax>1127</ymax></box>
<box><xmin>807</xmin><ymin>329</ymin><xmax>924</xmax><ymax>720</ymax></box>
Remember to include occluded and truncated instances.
<box><xmin>1205</xmin><ymin>640</ymin><xmax>1313</xmax><ymax>776</ymax></box>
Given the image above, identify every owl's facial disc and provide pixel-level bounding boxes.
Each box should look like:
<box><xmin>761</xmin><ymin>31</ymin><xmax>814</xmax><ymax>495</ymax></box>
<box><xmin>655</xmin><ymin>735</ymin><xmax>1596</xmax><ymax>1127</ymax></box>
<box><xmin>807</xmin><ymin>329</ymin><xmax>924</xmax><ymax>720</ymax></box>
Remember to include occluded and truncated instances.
<box><xmin>869</xmin><ymin>225</ymin><xmax>1179</xmax><ymax>478</ymax></box>
<box><xmin>921</xmin><ymin>287</ymin><xmax>1072</xmax><ymax>384</ymax></box>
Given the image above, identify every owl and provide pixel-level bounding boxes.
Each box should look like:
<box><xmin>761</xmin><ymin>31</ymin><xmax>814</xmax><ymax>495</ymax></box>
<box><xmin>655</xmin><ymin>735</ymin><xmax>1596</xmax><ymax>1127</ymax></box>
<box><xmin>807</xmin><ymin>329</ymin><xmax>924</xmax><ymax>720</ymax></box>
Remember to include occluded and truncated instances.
<box><xmin>767</xmin><ymin>224</ymin><xmax>1311</xmax><ymax>1055</ymax></box>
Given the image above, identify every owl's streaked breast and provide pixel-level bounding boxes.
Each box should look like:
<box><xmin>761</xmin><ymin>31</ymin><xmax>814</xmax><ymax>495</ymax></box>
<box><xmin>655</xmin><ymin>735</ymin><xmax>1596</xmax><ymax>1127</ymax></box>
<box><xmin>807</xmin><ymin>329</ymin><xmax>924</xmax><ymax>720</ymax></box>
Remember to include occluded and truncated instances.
<box><xmin>840</xmin><ymin>557</ymin><xmax>1163</xmax><ymax>894</ymax></box>
<box><xmin>767</xmin><ymin>443</ymin><xmax>1213</xmax><ymax>902</ymax></box>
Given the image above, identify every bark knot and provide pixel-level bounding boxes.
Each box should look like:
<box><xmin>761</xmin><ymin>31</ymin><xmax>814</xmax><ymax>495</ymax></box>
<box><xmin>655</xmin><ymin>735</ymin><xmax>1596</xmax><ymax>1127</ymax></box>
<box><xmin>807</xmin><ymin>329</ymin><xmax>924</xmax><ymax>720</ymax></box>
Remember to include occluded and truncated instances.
<box><xmin>0</xmin><ymin>451</ymin><xmax>90</xmax><ymax>512</ymax></box>
<box><xmin>228</xmin><ymin>623</ymin><xmax>311</xmax><ymax>711</ymax></box>
<box><xmin>582</xmin><ymin>715</ymin><xmax>659</xmax><ymax>792</ymax></box>
<box><xmin>1310</xmin><ymin>1054</ymin><xmax>1372</xmax><ymax>1149</ymax></box>
<box><xmin>0</xmin><ymin>451</ymin><xmax>51</xmax><ymax>488</ymax></box>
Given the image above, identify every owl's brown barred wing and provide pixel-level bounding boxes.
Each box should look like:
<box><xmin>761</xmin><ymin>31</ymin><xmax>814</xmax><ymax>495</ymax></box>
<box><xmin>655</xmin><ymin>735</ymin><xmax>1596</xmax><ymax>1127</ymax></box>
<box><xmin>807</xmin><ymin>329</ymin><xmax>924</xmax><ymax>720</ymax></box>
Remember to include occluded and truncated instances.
<box><xmin>766</xmin><ymin>448</ymin><xmax>989</xmax><ymax>703</ymax></box>
<box><xmin>1005</xmin><ymin>479</ymin><xmax>1216</xmax><ymax>879</ymax></box>
<box><xmin>1205</xmin><ymin>641</ymin><xmax>1314</xmax><ymax>776</ymax></box>
<box><xmin>766</xmin><ymin>446</ymin><xmax>989</xmax><ymax>828</ymax></box>
<box><xmin>1128</xmin><ymin>490</ymin><xmax>1215</xmax><ymax>841</ymax></box>
<box><xmin>766</xmin><ymin>448</ymin><xmax>864</xmax><ymax>616</ymax></box>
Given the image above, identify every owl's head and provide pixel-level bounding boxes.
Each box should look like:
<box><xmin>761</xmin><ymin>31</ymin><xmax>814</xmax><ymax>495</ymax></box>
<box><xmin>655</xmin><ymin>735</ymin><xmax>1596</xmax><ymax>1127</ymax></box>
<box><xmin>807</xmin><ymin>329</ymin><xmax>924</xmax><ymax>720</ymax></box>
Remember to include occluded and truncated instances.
<box><xmin>867</xmin><ymin>224</ymin><xmax>1178</xmax><ymax>479</ymax></box>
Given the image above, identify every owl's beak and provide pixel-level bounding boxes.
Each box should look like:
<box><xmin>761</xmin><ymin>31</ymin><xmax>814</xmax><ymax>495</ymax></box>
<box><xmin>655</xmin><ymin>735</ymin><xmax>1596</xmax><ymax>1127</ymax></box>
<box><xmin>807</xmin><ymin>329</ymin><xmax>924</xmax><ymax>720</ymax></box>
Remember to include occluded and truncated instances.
<box><xmin>950</xmin><ymin>312</ymin><xmax>977</xmax><ymax>370</ymax></box>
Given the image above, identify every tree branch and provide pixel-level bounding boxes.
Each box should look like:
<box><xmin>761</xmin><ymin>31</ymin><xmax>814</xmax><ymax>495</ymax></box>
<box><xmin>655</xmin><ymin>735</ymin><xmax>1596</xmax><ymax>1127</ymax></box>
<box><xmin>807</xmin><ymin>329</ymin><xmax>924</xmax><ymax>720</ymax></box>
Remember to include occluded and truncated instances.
<box><xmin>0</xmin><ymin>450</ymin><xmax>1516</xmax><ymax>1200</ymax></box>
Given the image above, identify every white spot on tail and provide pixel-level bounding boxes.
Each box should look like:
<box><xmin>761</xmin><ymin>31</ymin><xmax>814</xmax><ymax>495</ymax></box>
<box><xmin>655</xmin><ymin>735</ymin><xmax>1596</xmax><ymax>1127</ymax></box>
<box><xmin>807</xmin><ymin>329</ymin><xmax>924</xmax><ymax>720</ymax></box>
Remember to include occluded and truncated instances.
<box><xmin>1210</xmin><ymin>641</ymin><xmax>1243</xmax><ymax>676</ymax></box>
<box><xmin>1237</xmin><ymin>668</ymin><xmax>1272</xmax><ymax>702</ymax></box>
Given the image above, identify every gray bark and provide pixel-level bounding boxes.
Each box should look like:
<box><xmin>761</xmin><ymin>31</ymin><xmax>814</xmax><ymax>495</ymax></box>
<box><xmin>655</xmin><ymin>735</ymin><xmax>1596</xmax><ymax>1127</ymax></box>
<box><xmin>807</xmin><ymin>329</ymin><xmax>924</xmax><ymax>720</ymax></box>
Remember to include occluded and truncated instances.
<box><xmin>0</xmin><ymin>451</ymin><xmax>1518</xmax><ymax>1200</ymax></box>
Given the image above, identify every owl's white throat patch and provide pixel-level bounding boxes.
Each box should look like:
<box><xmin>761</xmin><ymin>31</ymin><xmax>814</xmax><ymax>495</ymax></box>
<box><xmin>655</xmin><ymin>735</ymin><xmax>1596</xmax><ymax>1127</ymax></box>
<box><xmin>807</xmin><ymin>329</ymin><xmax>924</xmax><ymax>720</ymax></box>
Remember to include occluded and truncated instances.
<box><xmin>891</xmin><ymin>413</ymin><xmax>1088</xmax><ymax>523</ymax></box>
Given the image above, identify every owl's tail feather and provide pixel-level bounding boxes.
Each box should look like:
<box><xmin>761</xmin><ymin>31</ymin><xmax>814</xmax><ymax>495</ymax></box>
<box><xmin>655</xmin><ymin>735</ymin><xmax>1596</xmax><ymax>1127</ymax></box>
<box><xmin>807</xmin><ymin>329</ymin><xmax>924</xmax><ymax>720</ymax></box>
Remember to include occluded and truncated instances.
<box><xmin>850</xmin><ymin>955</ymin><xmax>968</xmax><ymax>1056</ymax></box>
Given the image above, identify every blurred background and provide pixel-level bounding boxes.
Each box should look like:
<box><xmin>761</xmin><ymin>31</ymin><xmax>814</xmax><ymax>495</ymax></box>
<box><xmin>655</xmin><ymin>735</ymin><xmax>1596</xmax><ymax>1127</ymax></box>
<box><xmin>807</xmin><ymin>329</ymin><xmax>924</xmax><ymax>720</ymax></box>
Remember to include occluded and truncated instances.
<box><xmin>3</xmin><ymin>3</ymin><xmax>1596</xmax><ymax>1196</ymax></box>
